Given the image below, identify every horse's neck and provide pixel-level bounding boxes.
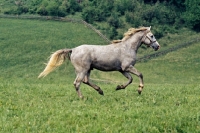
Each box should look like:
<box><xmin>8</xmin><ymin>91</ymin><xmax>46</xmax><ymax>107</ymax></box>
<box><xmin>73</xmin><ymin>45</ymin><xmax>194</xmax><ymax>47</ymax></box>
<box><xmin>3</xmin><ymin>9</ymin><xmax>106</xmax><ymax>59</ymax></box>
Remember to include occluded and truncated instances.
<box><xmin>125</xmin><ymin>32</ymin><xmax>144</xmax><ymax>53</ymax></box>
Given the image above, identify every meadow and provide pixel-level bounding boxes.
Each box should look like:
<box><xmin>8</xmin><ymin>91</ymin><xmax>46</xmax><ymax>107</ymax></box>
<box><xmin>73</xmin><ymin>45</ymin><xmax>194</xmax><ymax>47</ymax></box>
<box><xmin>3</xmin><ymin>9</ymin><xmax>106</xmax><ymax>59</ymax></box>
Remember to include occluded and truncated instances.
<box><xmin>0</xmin><ymin>18</ymin><xmax>200</xmax><ymax>132</ymax></box>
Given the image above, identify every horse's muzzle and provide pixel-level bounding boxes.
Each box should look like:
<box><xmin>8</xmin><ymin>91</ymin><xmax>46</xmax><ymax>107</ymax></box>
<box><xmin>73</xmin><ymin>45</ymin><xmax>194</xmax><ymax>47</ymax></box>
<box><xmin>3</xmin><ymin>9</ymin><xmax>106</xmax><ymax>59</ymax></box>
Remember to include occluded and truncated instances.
<box><xmin>154</xmin><ymin>45</ymin><xmax>160</xmax><ymax>51</ymax></box>
<box><xmin>151</xmin><ymin>42</ymin><xmax>160</xmax><ymax>51</ymax></box>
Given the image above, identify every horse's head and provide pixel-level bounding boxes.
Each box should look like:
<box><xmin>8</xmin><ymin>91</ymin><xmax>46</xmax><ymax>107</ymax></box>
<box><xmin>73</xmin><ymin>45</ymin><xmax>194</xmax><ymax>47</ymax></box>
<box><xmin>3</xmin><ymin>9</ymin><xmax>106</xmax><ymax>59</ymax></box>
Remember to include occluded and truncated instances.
<box><xmin>142</xmin><ymin>27</ymin><xmax>160</xmax><ymax>51</ymax></box>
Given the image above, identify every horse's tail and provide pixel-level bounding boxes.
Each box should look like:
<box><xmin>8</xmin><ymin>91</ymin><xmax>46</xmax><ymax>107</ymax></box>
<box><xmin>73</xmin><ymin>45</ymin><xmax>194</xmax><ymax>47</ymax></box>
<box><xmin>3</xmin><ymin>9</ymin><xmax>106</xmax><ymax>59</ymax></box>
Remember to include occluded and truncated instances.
<box><xmin>38</xmin><ymin>49</ymin><xmax>72</xmax><ymax>78</ymax></box>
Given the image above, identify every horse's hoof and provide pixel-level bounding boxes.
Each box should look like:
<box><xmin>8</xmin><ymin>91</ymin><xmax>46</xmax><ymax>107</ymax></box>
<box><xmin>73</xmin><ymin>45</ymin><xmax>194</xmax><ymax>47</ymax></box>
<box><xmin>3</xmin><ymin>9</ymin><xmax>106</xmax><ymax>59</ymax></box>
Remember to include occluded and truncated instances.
<box><xmin>138</xmin><ymin>90</ymin><xmax>142</xmax><ymax>95</ymax></box>
<box><xmin>79</xmin><ymin>96</ymin><xmax>84</xmax><ymax>99</ymax></box>
<box><xmin>116</xmin><ymin>85</ymin><xmax>120</xmax><ymax>90</ymax></box>
<box><xmin>116</xmin><ymin>85</ymin><xmax>123</xmax><ymax>90</ymax></box>
<box><xmin>99</xmin><ymin>90</ymin><xmax>104</xmax><ymax>95</ymax></box>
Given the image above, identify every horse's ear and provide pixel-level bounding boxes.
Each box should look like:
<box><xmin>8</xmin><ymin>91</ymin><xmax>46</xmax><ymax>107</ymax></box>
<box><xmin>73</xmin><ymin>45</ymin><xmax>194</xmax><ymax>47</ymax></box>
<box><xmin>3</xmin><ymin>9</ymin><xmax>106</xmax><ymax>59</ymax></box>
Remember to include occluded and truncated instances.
<box><xmin>146</xmin><ymin>26</ymin><xmax>151</xmax><ymax>32</ymax></box>
<box><xmin>148</xmin><ymin>26</ymin><xmax>151</xmax><ymax>30</ymax></box>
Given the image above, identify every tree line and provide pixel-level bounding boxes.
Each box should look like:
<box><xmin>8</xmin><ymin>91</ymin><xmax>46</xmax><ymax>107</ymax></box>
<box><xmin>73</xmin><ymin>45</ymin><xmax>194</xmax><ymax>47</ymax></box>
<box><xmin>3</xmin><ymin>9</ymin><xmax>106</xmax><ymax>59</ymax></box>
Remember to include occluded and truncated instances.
<box><xmin>3</xmin><ymin>0</ymin><xmax>200</xmax><ymax>39</ymax></box>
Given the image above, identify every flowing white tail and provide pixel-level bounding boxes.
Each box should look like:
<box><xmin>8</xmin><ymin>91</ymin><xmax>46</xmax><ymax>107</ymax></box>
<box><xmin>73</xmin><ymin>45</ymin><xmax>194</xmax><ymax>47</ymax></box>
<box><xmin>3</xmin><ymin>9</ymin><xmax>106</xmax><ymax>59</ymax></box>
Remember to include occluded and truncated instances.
<box><xmin>38</xmin><ymin>49</ymin><xmax>72</xmax><ymax>78</ymax></box>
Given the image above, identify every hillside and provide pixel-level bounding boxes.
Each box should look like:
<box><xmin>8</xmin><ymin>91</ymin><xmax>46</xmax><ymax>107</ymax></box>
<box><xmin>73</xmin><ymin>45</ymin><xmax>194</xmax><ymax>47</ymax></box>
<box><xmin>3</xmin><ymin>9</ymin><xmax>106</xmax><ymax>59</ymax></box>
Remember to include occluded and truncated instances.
<box><xmin>0</xmin><ymin>18</ymin><xmax>107</xmax><ymax>83</ymax></box>
<box><xmin>0</xmin><ymin>17</ymin><xmax>200</xmax><ymax>133</ymax></box>
<box><xmin>1</xmin><ymin>0</ymin><xmax>200</xmax><ymax>40</ymax></box>
<box><xmin>0</xmin><ymin>17</ymin><xmax>199</xmax><ymax>85</ymax></box>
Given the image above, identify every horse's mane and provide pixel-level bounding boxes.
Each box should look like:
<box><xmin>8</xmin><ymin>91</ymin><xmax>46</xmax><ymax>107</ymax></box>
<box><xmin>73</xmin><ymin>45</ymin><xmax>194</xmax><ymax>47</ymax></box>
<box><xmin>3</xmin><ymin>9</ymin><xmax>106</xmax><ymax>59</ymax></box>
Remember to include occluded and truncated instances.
<box><xmin>112</xmin><ymin>27</ymin><xmax>148</xmax><ymax>44</ymax></box>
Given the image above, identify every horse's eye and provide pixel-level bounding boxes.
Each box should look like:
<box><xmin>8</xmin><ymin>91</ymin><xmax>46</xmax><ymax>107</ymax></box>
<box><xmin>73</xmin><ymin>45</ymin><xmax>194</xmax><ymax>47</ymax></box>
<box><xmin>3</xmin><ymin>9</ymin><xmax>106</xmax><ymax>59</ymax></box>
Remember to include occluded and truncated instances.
<box><xmin>151</xmin><ymin>35</ymin><xmax>154</xmax><ymax>38</ymax></box>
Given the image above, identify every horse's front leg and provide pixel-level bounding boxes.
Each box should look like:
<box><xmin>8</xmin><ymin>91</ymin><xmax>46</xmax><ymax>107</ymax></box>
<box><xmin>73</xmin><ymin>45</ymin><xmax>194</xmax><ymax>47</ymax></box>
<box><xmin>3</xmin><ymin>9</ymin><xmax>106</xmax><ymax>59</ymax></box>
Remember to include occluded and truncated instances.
<box><xmin>116</xmin><ymin>71</ymin><xmax>133</xmax><ymax>90</ymax></box>
<box><xmin>126</xmin><ymin>66</ymin><xmax>144</xmax><ymax>94</ymax></box>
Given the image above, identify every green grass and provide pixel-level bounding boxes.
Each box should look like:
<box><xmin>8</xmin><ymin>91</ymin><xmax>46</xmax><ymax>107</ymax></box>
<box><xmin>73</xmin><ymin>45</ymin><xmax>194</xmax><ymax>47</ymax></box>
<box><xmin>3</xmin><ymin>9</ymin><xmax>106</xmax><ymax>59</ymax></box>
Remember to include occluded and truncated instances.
<box><xmin>1</xmin><ymin>83</ymin><xmax>200</xmax><ymax>132</ymax></box>
<box><xmin>0</xmin><ymin>18</ymin><xmax>200</xmax><ymax>132</ymax></box>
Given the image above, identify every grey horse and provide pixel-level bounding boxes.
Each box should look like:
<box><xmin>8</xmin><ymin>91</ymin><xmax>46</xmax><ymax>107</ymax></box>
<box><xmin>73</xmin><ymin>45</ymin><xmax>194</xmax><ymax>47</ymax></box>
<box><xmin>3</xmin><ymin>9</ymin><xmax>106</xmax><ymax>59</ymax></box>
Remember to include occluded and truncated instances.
<box><xmin>38</xmin><ymin>27</ymin><xmax>160</xmax><ymax>98</ymax></box>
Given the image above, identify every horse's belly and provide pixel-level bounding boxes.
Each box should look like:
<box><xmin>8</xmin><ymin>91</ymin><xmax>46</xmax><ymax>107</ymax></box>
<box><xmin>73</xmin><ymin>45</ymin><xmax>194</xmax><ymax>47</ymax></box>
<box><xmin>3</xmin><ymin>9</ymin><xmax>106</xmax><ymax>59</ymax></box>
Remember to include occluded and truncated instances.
<box><xmin>91</xmin><ymin>61</ymin><xmax>121</xmax><ymax>71</ymax></box>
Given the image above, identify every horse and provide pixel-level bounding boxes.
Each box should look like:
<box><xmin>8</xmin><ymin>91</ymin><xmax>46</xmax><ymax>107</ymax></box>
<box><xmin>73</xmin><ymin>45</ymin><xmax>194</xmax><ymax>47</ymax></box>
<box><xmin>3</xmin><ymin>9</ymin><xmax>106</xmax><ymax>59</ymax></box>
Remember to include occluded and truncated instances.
<box><xmin>38</xmin><ymin>26</ymin><xmax>160</xmax><ymax>98</ymax></box>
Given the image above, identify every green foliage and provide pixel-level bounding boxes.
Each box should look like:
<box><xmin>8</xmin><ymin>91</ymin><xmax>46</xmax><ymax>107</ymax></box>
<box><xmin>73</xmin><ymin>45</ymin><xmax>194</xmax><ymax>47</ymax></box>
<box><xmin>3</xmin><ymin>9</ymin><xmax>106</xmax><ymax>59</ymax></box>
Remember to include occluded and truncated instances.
<box><xmin>81</xmin><ymin>0</ymin><xmax>113</xmax><ymax>23</ymax></box>
<box><xmin>1</xmin><ymin>0</ymin><xmax>81</xmax><ymax>16</ymax></box>
<box><xmin>0</xmin><ymin>0</ymin><xmax>200</xmax><ymax>39</ymax></box>
<box><xmin>108</xmin><ymin>13</ymin><xmax>122</xmax><ymax>28</ymax></box>
<box><xmin>183</xmin><ymin>0</ymin><xmax>200</xmax><ymax>31</ymax></box>
<box><xmin>66</xmin><ymin>0</ymin><xmax>82</xmax><ymax>14</ymax></box>
<box><xmin>109</xmin><ymin>27</ymin><xmax>118</xmax><ymax>39</ymax></box>
<box><xmin>81</xmin><ymin>6</ymin><xmax>102</xmax><ymax>23</ymax></box>
<box><xmin>46</xmin><ymin>1</ymin><xmax>59</xmax><ymax>16</ymax></box>
<box><xmin>125</xmin><ymin>11</ymin><xmax>141</xmax><ymax>27</ymax></box>
<box><xmin>36</xmin><ymin>4</ymin><xmax>48</xmax><ymax>15</ymax></box>
<box><xmin>3</xmin><ymin>2</ymin><xmax>29</xmax><ymax>15</ymax></box>
<box><xmin>115</xmin><ymin>0</ymin><xmax>139</xmax><ymax>15</ymax></box>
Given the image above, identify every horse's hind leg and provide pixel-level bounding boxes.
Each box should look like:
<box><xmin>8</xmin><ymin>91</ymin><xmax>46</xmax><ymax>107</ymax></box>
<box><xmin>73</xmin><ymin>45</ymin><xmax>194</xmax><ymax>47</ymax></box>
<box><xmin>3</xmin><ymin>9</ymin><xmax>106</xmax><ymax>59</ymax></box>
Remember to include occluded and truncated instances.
<box><xmin>82</xmin><ymin>71</ymin><xmax>104</xmax><ymax>95</ymax></box>
<box><xmin>116</xmin><ymin>71</ymin><xmax>133</xmax><ymax>90</ymax></box>
<box><xmin>73</xmin><ymin>72</ymin><xmax>86</xmax><ymax>98</ymax></box>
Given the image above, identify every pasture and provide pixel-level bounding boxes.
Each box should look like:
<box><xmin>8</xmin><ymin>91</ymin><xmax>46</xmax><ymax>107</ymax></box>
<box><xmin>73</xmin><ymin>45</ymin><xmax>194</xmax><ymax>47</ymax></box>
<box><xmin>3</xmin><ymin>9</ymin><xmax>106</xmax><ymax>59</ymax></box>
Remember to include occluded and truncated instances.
<box><xmin>0</xmin><ymin>18</ymin><xmax>200</xmax><ymax>132</ymax></box>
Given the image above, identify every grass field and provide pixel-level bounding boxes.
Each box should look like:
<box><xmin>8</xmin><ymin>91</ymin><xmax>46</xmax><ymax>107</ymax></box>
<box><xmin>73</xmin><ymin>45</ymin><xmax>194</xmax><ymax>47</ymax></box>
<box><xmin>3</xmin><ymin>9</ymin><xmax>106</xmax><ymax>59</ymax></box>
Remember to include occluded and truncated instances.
<box><xmin>0</xmin><ymin>18</ymin><xmax>200</xmax><ymax>132</ymax></box>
